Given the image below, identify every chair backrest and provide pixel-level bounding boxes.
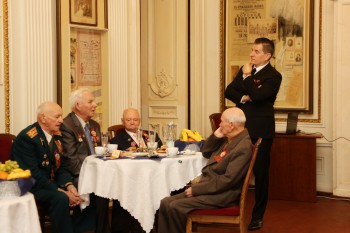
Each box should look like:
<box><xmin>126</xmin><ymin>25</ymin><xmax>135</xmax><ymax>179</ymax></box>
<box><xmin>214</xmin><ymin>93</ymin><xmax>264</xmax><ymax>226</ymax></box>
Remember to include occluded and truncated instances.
<box><xmin>209</xmin><ymin>113</ymin><xmax>222</xmax><ymax>132</ymax></box>
<box><xmin>239</xmin><ymin>138</ymin><xmax>262</xmax><ymax>217</ymax></box>
<box><xmin>0</xmin><ymin>133</ymin><xmax>16</xmax><ymax>162</ymax></box>
<box><xmin>107</xmin><ymin>124</ymin><xmax>125</xmax><ymax>140</ymax></box>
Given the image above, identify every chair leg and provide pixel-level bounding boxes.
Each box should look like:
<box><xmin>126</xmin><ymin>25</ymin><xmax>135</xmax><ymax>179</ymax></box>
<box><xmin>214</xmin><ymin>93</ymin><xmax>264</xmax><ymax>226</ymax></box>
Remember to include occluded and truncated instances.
<box><xmin>240</xmin><ymin>219</ymin><xmax>247</xmax><ymax>233</ymax></box>
<box><xmin>186</xmin><ymin>217</ymin><xmax>192</xmax><ymax>233</ymax></box>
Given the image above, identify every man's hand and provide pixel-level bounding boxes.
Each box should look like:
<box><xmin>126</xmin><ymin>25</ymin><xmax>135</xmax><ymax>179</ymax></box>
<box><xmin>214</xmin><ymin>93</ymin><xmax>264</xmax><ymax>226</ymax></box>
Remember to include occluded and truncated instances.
<box><xmin>242</xmin><ymin>95</ymin><xmax>252</xmax><ymax>103</ymax></box>
<box><xmin>65</xmin><ymin>190</ymin><xmax>84</xmax><ymax>207</ymax></box>
<box><xmin>242</xmin><ymin>63</ymin><xmax>253</xmax><ymax>76</ymax></box>
<box><xmin>214</xmin><ymin>127</ymin><xmax>224</xmax><ymax>138</ymax></box>
<box><xmin>185</xmin><ymin>187</ymin><xmax>193</xmax><ymax>197</ymax></box>
<box><xmin>67</xmin><ymin>184</ymin><xmax>79</xmax><ymax>196</ymax></box>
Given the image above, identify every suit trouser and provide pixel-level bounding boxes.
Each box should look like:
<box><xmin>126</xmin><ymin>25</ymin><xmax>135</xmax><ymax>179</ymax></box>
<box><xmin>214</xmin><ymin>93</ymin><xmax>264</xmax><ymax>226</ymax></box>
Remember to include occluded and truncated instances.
<box><xmin>251</xmin><ymin>137</ymin><xmax>273</xmax><ymax>220</ymax></box>
<box><xmin>158</xmin><ymin>192</ymin><xmax>221</xmax><ymax>233</ymax></box>
<box><xmin>32</xmin><ymin>189</ymin><xmax>74</xmax><ymax>233</ymax></box>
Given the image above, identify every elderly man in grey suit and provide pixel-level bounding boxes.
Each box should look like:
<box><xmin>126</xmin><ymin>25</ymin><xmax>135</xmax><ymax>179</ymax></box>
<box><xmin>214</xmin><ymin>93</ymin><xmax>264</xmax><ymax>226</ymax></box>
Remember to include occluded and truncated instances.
<box><xmin>158</xmin><ymin>107</ymin><xmax>253</xmax><ymax>233</ymax></box>
<box><xmin>60</xmin><ymin>88</ymin><xmax>110</xmax><ymax>233</ymax></box>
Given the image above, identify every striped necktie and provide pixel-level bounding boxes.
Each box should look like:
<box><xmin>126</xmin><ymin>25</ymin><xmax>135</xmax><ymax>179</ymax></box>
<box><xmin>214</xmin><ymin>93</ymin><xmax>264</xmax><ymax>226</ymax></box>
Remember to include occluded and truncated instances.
<box><xmin>84</xmin><ymin>123</ymin><xmax>95</xmax><ymax>154</ymax></box>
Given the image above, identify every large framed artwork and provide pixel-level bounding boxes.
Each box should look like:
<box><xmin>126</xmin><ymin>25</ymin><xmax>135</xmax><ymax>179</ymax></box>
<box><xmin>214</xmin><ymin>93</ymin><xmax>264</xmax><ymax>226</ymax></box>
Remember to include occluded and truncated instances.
<box><xmin>57</xmin><ymin>0</ymin><xmax>108</xmax><ymax>128</ymax></box>
<box><xmin>221</xmin><ymin>0</ymin><xmax>315</xmax><ymax>113</ymax></box>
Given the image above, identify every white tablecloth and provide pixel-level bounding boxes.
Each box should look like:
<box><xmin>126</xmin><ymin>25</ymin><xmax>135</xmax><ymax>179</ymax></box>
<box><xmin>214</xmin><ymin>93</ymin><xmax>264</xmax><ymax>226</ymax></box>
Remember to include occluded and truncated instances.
<box><xmin>0</xmin><ymin>192</ymin><xmax>41</xmax><ymax>233</ymax></box>
<box><xmin>79</xmin><ymin>153</ymin><xmax>207</xmax><ymax>233</ymax></box>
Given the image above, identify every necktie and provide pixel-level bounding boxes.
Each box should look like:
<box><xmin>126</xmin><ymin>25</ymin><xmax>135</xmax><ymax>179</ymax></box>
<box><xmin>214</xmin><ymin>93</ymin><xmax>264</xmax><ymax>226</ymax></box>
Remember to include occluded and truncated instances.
<box><xmin>84</xmin><ymin>123</ymin><xmax>95</xmax><ymax>154</ymax></box>
<box><xmin>49</xmin><ymin>138</ymin><xmax>54</xmax><ymax>152</ymax></box>
<box><xmin>251</xmin><ymin>68</ymin><xmax>256</xmax><ymax>76</ymax></box>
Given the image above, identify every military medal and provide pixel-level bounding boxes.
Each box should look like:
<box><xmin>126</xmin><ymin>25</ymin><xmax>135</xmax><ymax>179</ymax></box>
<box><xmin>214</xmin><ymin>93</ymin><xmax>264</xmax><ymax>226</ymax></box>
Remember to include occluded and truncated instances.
<box><xmin>214</xmin><ymin>145</ymin><xmax>228</xmax><ymax>163</ymax></box>
<box><xmin>55</xmin><ymin>139</ymin><xmax>63</xmax><ymax>153</ymax></box>
<box><xmin>78</xmin><ymin>133</ymin><xmax>84</xmax><ymax>142</ymax></box>
<box><xmin>90</xmin><ymin>127</ymin><xmax>99</xmax><ymax>146</ymax></box>
<box><xmin>54</xmin><ymin>150</ymin><xmax>61</xmax><ymax>168</ymax></box>
<box><xmin>42</xmin><ymin>154</ymin><xmax>49</xmax><ymax>166</ymax></box>
<box><xmin>40</xmin><ymin>138</ymin><xmax>45</xmax><ymax>147</ymax></box>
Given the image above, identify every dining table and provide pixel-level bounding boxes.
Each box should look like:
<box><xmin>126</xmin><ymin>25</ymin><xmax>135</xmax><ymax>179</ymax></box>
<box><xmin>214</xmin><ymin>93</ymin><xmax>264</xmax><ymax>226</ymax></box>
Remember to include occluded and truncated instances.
<box><xmin>0</xmin><ymin>192</ymin><xmax>42</xmax><ymax>233</ymax></box>
<box><xmin>78</xmin><ymin>152</ymin><xmax>208</xmax><ymax>233</ymax></box>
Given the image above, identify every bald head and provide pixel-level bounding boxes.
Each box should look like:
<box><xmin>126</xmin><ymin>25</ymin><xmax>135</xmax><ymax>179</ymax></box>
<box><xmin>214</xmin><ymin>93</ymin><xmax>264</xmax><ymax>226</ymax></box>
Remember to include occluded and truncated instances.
<box><xmin>122</xmin><ymin>108</ymin><xmax>141</xmax><ymax>132</ymax></box>
<box><xmin>222</xmin><ymin>107</ymin><xmax>246</xmax><ymax>128</ymax></box>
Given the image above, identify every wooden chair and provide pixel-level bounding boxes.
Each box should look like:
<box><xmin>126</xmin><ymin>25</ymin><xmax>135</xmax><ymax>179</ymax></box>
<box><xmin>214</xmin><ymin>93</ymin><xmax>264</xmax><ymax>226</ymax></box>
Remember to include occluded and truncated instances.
<box><xmin>186</xmin><ymin>138</ymin><xmax>262</xmax><ymax>233</ymax></box>
<box><xmin>107</xmin><ymin>124</ymin><xmax>125</xmax><ymax>140</ymax></box>
<box><xmin>209</xmin><ymin>113</ymin><xmax>222</xmax><ymax>132</ymax></box>
<box><xmin>0</xmin><ymin>133</ymin><xmax>16</xmax><ymax>162</ymax></box>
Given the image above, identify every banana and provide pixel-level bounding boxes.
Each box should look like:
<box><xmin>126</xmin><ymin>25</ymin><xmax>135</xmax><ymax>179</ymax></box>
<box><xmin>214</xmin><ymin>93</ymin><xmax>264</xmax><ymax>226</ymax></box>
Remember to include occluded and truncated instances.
<box><xmin>12</xmin><ymin>168</ymin><xmax>24</xmax><ymax>173</ymax></box>
<box><xmin>194</xmin><ymin>131</ymin><xmax>203</xmax><ymax>141</ymax></box>
<box><xmin>181</xmin><ymin>130</ymin><xmax>188</xmax><ymax>141</ymax></box>
<box><xmin>186</xmin><ymin>130</ymin><xmax>202</xmax><ymax>142</ymax></box>
<box><xmin>7</xmin><ymin>169</ymin><xmax>31</xmax><ymax>180</ymax></box>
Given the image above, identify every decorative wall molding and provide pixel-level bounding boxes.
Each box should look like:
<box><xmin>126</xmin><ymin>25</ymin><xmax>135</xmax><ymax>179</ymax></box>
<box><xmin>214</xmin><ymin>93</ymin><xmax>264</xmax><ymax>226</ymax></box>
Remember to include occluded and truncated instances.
<box><xmin>148</xmin><ymin>105</ymin><xmax>178</xmax><ymax>119</ymax></box>
<box><xmin>150</xmin><ymin>70</ymin><xmax>176</xmax><ymax>97</ymax></box>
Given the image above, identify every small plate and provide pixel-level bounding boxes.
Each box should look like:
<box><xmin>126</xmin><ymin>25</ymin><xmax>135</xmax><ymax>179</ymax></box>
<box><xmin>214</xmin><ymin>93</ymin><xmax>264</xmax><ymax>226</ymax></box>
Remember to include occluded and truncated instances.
<box><xmin>181</xmin><ymin>150</ymin><xmax>196</xmax><ymax>155</ymax></box>
<box><xmin>132</xmin><ymin>152</ymin><xmax>149</xmax><ymax>157</ymax></box>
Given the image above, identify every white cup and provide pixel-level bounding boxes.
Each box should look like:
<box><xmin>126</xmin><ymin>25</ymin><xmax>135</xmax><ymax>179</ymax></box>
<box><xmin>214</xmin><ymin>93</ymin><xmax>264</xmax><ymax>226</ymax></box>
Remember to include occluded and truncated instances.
<box><xmin>166</xmin><ymin>147</ymin><xmax>179</xmax><ymax>157</ymax></box>
<box><xmin>95</xmin><ymin>146</ymin><xmax>105</xmax><ymax>156</ymax></box>
<box><xmin>107</xmin><ymin>144</ymin><xmax>118</xmax><ymax>152</ymax></box>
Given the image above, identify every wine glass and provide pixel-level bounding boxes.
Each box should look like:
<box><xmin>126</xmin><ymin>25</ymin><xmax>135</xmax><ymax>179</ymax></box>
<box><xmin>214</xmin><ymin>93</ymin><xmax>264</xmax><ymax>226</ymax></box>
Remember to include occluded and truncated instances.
<box><xmin>147</xmin><ymin>130</ymin><xmax>157</xmax><ymax>155</ymax></box>
<box><xmin>101</xmin><ymin>133</ymin><xmax>109</xmax><ymax>158</ymax></box>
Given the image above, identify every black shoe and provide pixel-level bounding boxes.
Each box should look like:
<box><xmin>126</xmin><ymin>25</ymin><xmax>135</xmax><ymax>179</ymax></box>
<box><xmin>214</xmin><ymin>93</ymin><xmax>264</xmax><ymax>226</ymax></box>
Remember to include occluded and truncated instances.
<box><xmin>248</xmin><ymin>219</ymin><xmax>263</xmax><ymax>231</ymax></box>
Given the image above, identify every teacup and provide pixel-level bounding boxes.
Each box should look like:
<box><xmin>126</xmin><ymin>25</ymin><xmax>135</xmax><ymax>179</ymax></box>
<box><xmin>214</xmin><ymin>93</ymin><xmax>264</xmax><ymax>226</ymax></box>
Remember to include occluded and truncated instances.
<box><xmin>166</xmin><ymin>147</ymin><xmax>179</xmax><ymax>157</ymax></box>
<box><xmin>95</xmin><ymin>146</ymin><xmax>105</xmax><ymax>156</ymax></box>
<box><xmin>107</xmin><ymin>144</ymin><xmax>118</xmax><ymax>152</ymax></box>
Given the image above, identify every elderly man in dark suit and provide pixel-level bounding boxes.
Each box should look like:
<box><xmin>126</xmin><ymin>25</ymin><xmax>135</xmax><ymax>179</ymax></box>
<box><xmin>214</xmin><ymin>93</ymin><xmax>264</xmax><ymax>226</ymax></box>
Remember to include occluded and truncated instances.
<box><xmin>158</xmin><ymin>107</ymin><xmax>253</xmax><ymax>233</ymax></box>
<box><xmin>11</xmin><ymin>101</ymin><xmax>84</xmax><ymax>233</ymax></box>
<box><xmin>60</xmin><ymin>88</ymin><xmax>110</xmax><ymax>233</ymax></box>
<box><xmin>110</xmin><ymin>107</ymin><xmax>162</xmax><ymax>233</ymax></box>
<box><xmin>110</xmin><ymin>108</ymin><xmax>162</xmax><ymax>151</ymax></box>
<box><xmin>225</xmin><ymin>37</ymin><xmax>282</xmax><ymax>231</ymax></box>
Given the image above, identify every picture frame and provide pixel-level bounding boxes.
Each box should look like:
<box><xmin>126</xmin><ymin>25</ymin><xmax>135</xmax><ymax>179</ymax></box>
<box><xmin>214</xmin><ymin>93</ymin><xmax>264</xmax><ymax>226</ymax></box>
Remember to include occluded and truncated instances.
<box><xmin>70</xmin><ymin>0</ymin><xmax>97</xmax><ymax>26</ymax></box>
<box><xmin>57</xmin><ymin>0</ymin><xmax>109</xmax><ymax>128</ymax></box>
<box><xmin>221</xmin><ymin>0</ymin><xmax>315</xmax><ymax>113</ymax></box>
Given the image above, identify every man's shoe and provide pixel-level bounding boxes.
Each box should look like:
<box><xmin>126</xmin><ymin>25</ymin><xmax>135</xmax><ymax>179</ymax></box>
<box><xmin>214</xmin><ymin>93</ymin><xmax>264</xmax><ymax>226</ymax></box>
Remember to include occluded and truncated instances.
<box><xmin>248</xmin><ymin>219</ymin><xmax>263</xmax><ymax>231</ymax></box>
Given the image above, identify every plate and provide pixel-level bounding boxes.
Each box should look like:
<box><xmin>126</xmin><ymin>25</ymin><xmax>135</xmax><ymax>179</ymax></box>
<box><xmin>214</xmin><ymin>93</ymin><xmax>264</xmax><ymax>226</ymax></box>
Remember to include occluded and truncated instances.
<box><xmin>132</xmin><ymin>152</ymin><xmax>149</xmax><ymax>157</ymax></box>
<box><xmin>181</xmin><ymin>150</ymin><xmax>196</xmax><ymax>155</ymax></box>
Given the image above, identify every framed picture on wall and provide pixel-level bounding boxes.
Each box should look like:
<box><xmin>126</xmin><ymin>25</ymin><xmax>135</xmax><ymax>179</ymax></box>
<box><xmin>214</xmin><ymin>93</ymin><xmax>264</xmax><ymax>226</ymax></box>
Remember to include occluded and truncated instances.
<box><xmin>57</xmin><ymin>0</ymin><xmax>108</xmax><ymax>128</ymax></box>
<box><xmin>220</xmin><ymin>0</ymin><xmax>315</xmax><ymax>113</ymax></box>
<box><xmin>70</xmin><ymin>0</ymin><xmax>97</xmax><ymax>26</ymax></box>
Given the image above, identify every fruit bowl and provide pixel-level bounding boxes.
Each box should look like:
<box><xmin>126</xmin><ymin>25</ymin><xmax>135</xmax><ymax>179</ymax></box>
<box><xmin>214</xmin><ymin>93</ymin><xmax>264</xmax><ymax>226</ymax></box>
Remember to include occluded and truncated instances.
<box><xmin>0</xmin><ymin>178</ymin><xmax>35</xmax><ymax>199</ymax></box>
<box><xmin>174</xmin><ymin>140</ymin><xmax>205</xmax><ymax>151</ymax></box>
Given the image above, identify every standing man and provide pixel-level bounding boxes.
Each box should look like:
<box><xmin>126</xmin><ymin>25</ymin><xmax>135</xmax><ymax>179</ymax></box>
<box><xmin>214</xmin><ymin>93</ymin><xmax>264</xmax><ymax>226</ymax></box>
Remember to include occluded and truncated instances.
<box><xmin>157</xmin><ymin>107</ymin><xmax>252</xmax><ymax>233</ymax></box>
<box><xmin>225</xmin><ymin>37</ymin><xmax>282</xmax><ymax>231</ymax></box>
<box><xmin>60</xmin><ymin>88</ymin><xmax>110</xmax><ymax>233</ymax></box>
<box><xmin>110</xmin><ymin>107</ymin><xmax>162</xmax><ymax>233</ymax></box>
<box><xmin>11</xmin><ymin>101</ymin><xmax>84</xmax><ymax>233</ymax></box>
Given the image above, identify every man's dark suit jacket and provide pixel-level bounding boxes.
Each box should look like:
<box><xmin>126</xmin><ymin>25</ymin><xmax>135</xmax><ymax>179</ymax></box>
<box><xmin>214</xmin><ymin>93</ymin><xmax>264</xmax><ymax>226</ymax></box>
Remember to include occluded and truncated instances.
<box><xmin>10</xmin><ymin>122</ymin><xmax>71</xmax><ymax>190</ymax></box>
<box><xmin>60</xmin><ymin>112</ymin><xmax>101</xmax><ymax>183</ymax></box>
<box><xmin>225</xmin><ymin>63</ymin><xmax>282</xmax><ymax>139</ymax></box>
<box><xmin>110</xmin><ymin>129</ymin><xmax>163</xmax><ymax>150</ymax></box>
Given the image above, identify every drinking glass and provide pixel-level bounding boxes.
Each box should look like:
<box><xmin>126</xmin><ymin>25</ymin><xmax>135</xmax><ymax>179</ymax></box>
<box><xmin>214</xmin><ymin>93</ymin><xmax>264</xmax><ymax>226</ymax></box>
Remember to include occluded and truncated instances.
<box><xmin>147</xmin><ymin>141</ymin><xmax>158</xmax><ymax>156</ymax></box>
<box><xmin>101</xmin><ymin>133</ymin><xmax>109</xmax><ymax>158</ymax></box>
<box><xmin>148</xmin><ymin>130</ymin><xmax>156</xmax><ymax>144</ymax></box>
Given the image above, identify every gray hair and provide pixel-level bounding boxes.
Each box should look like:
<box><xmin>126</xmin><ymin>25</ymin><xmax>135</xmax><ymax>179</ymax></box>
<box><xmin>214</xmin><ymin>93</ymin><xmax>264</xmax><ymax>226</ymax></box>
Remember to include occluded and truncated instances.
<box><xmin>37</xmin><ymin>101</ymin><xmax>51</xmax><ymax>116</ymax></box>
<box><xmin>69</xmin><ymin>88</ymin><xmax>91</xmax><ymax>111</ymax></box>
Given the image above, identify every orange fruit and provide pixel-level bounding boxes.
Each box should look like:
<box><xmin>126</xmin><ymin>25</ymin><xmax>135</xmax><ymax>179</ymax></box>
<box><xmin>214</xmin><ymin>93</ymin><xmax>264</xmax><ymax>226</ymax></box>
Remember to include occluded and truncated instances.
<box><xmin>0</xmin><ymin>171</ymin><xmax>9</xmax><ymax>180</ymax></box>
